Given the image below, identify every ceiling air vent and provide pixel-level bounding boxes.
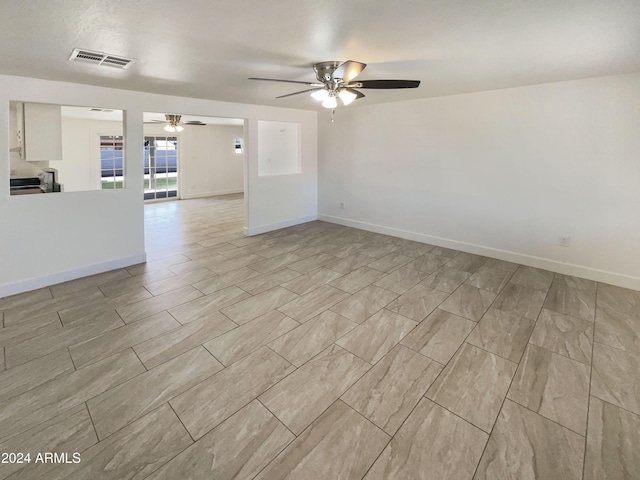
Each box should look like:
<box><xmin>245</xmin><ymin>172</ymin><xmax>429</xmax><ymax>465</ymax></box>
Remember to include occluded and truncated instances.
<box><xmin>68</xmin><ymin>48</ymin><xmax>134</xmax><ymax>69</ymax></box>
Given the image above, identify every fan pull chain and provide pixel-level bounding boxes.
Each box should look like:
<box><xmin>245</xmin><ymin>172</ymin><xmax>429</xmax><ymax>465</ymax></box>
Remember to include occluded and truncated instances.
<box><xmin>331</xmin><ymin>109</ymin><xmax>335</xmax><ymax>123</ymax></box>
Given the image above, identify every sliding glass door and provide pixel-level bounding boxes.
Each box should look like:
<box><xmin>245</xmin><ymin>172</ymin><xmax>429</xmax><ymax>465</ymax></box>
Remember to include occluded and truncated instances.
<box><xmin>144</xmin><ymin>136</ymin><xmax>178</xmax><ymax>200</ymax></box>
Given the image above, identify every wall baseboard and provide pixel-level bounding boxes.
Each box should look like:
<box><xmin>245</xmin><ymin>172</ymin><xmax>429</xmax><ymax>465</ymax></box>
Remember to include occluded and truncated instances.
<box><xmin>318</xmin><ymin>213</ymin><xmax>640</xmax><ymax>291</ymax></box>
<box><xmin>246</xmin><ymin>214</ymin><xmax>318</xmax><ymax>236</ymax></box>
<box><xmin>0</xmin><ymin>253</ymin><xmax>147</xmax><ymax>299</ymax></box>
<box><xmin>182</xmin><ymin>189</ymin><xmax>244</xmax><ymax>200</ymax></box>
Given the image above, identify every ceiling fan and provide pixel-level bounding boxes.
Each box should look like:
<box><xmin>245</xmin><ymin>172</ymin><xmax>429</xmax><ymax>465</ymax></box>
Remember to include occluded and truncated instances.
<box><xmin>249</xmin><ymin>60</ymin><xmax>420</xmax><ymax>108</ymax></box>
<box><xmin>146</xmin><ymin>114</ymin><xmax>206</xmax><ymax>132</ymax></box>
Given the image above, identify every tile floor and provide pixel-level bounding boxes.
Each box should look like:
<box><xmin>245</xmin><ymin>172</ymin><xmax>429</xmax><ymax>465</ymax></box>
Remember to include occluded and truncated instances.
<box><xmin>0</xmin><ymin>194</ymin><xmax>639</xmax><ymax>479</ymax></box>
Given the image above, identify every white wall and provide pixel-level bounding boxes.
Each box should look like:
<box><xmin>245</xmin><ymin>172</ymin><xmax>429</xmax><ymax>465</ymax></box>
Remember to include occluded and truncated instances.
<box><xmin>257</xmin><ymin>121</ymin><xmax>301</xmax><ymax>176</ymax></box>
<box><xmin>59</xmin><ymin>117</ymin><xmax>123</xmax><ymax>192</ymax></box>
<box><xmin>0</xmin><ymin>74</ymin><xmax>317</xmax><ymax>297</ymax></box>
<box><xmin>318</xmin><ymin>73</ymin><xmax>640</xmax><ymax>289</ymax></box>
<box><xmin>143</xmin><ymin>123</ymin><xmax>244</xmax><ymax>199</ymax></box>
<box><xmin>246</xmin><ymin>116</ymin><xmax>317</xmax><ymax>235</ymax></box>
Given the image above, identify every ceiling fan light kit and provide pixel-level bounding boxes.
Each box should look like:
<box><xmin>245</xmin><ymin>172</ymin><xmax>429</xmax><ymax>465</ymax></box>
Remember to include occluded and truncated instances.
<box><xmin>249</xmin><ymin>60</ymin><xmax>420</xmax><ymax>110</ymax></box>
<box><xmin>146</xmin><ymin>113</ymin><xmax>207</xmax><ymax>130</ymax></box>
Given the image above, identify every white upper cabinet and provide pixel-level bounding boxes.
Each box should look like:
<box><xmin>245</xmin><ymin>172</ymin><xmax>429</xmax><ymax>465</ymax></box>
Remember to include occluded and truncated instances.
<box><xmin>17</xmin><ymin>102</ymin><xmax>63</xmax><ymax>161</ymax></box>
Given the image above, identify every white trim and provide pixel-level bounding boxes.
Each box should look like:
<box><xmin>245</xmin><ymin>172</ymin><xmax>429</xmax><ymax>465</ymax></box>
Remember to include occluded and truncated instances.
<box><xmin>0</xmin><ymin>253</ymin><xmax>146</xmax><ymax>298</ymax></box>
<box><xmin>246</xmin><ymin>214</ymin><xmax>318</xmax><ymax>236</ymax></box>
<box><xmin>181</xmin><ymin>188</ymin><xmax>244</xmax><ymax>200</ymax></box>
<box><xmin>318</xmin><ymin>213</ymin><xmax>640</xmax><ymax>291</ymax></box>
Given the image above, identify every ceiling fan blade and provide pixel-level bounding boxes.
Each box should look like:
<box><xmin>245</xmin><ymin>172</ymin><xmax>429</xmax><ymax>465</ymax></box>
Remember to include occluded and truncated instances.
<box><xmin>249</xmin><ymin>77</ymin><xmax>322</xmax><ymax>86</ymax></box>
<box><xmin>344</xmin><ymin>88</ymin><xmax>365</xmax><ymax>99</ymax></box>
<box><xmin>183</xmin><ymin>121</ymin><xmax>206</xmax><ymax>125</ymax></box>
<box><xmin>332</xmin><ymin>60</ymin><xmax>366</xmax><ymax>82</ymax></box>
<box><xmin>276</xmin><ymin>88</ymin><xmax>323</xmax><ymax>99</ymax></box>
<box><xmin>352</xmin><ymin>80</ymin><xmax>420</xmax><ymax>89</ymax></box>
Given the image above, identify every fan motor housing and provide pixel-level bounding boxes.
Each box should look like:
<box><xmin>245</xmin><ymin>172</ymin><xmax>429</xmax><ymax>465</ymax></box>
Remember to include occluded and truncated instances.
<box><xmin>313</xmin><ymin>61</ymin><xmax>341</xmax><ymax>82</ymax></box>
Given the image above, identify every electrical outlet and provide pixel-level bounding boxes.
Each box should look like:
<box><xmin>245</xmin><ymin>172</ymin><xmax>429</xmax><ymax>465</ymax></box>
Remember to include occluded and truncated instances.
<box><xmin>559</xmin><ymin>236</ymin><xmax>571</xmax><ymax>247</ymax></box>
<box><xmin>340</xmin><ymin>201</ymin><xmax>345</xmax><ymax>209</ymax></box>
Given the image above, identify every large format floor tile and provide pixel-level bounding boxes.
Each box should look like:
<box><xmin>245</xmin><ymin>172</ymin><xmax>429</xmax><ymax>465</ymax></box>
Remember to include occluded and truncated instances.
<box><xmin>327</xmin><ymin>253</ymin><xmax>376</xmax><ymax>275</ymax></box>
<box><xmin>374</xmin><ymin>266</ymin><xmax>428</xmax><ymax>295</ymax></box>
<box><xmin>238</xmin><ymin>267</ymin><xmax>302</xmax><ymax>295</ymax></box>
<box><xmin>426</xmin><ymin>343</ymin><xmax>517</xmax><ymax>432</ymax></box>
<box><xmin>420</xmin><ymin>267</ymin><xmax>471</xmax><ymax>293</ymax></box>
<box><xmin>170</xmin><ymin>346</ymin><xmax>295</xmax><ymax>439</ymax></box>
<box><xmin>594</xmin><ymin>307</ymin><xmax>640</xmax><ymax>356</ymax></box>
<box><xmin>220</xmin><ymin>286</ymin><xmax>298</xmax><ymax>324</ymax></box>
<box><xmin>132</xmin><ymin>311</ymin><xmax>236</xmax><ymax>369</ymax></box>
<box><xmin>439</xmin><ymin>284</ymin><xmax>496</xmax><ymax>322</ymax></box>
<box><xmin>278</xmin><ymin>285</ymin><xmax>349</xmax><ymax>322</ymax></box>
<box><xmin>0</xmin><ymin>405</ymin><xmax>97</xmax><ymax>480</ymax></box>
<box><xmin>466</xmin><ymin>308</ymin><xmax>534</xmax><ymax>362</ymax></box>
<box><xmin>553</xmin><ymin>273</ymin><xmax>596</xmax><ymax>293</ymax></box>
<box><xmin>56</xmin><ymin>287</ymin><xmax>153</xmax><ymax>327</ymax></box>
<box><xmin>268</xmin><ymin>310</ymin><xmax>357</xmax><ymax>367</ymax></box>
<box><xmin>44</xmin><ymin>404</ymin><xmax>192</xmax><ymax>480</ymax></box>
<box><xmin>4</xmin><ymin>313</ymin><xmax>124</xmax><ymax>368</ymax></box>
<box><xmin>115</xmin><ymin>285</ymin><xmax>203</xmax><ymax>323</ymax></box>
<box><xmin>2</xmin><ymin>196</ymin><xmax>639</xmax><ymax>479</ymax></box>
<box><xmin>492</xmin><ymin>283</ymin><xmax>547</xmax><ymax>320</ymax></box>
<box><xmin>147</xmin><ymin>400</ymin><xmax>294</xmax><ymax>480</ymax></box>
<box><xmin>385</xmin><ymin>284</ymin><xmax>449</xmax><ymax>322</ymax></box>
<box><xmin>259</xmin><ymin>344</ymin><xmax>370</xmax><ymax>434</ymax></box>
<box><xmin>596</xmin><ymin>283</ymin><xmax>640</xmax><ymax>315</ymax></box>
<box><xmin>280</xmin><ymin>268</ymin><xmax>341</xmax><ymax>295</ymax></box>
<box><xmin>0</xmin><ymin>287</ymin><xmax>52</xmax><ymax>312</ymax></box>
<box><xmin>406</xmin><ymin>253</ymin><xmax>448</xmax><ymax>274</ymax></box>
<box><xmin>68</xmin><ymin>311</ymin><xmax>180</xmax><ymax>368</ymax></box>
<box><xmin>336</xmin><ymin>309</ymin><xmax>417</xmax><ymax>364</ymax></box>
<box><xmin>168</xmin><ymin>286</ymin><xmax>250</xmax><ymax>324</ymax></box>
<box><xmin>255</xmin><ymin>400</ymin><xmax>390</xmax><ymax>480</ymax></box>
<box><xmin>0</xmin><ymin>350</ymin><xmax>144</xmax><ymax>441</ymax></box>
<box><xmin>342</xmin><ymin>345</ymin><xmax>442</xmax><ymax>435</ymax></box>
<box><xmin>400</xmin><ymin>308</ymin><xmax>475</xmax><ymax>364</ymax></box>
<box><xmin>192</xmin><ymin>267</ymin><xmax>260</xmax><ymax>294</ymax></box>
<box><xmin>329</xmin><ymin>285</ymin><xmax>398</xmax><ymax>323</ymax></box>
<box><xmin>204</xmin><ymin>310</ymin><xmax>298</xmax><ymax>365</ymax></box>
<box><xmin>87</xmin><ymin>347</ymin><xmax>222</xmax><ymax>439</ymax></box>
<box><xmin>591</xmin><ymin>342</ymin><xmax>640</xmax><ymax>415</ymax></box>
<box><xmin>543</xmin><ymin>283</ymin><xmax>596</xmax><ymax>321</ymax></box>
<box><xmin>364</xmin><ymin>398</ymin><xmax>487</xmax><ymax>480</ymax></box>
<box><xmin>465</xmin><ymin>266</ymin><xmax>512</xmax><ymax>293</ymax></box>
<box><xmin>367</xmin><ymin>252</ymin><xmax>413</xmax><ymax>272</ymax></box>
<box><xmin>443</xmin><ymin>252</ymin><xmax>486</xmax><ymax>274</ymax></box>
<box><xmin>329</xmin><ymin>266</ymin><xmax>387</xmax><ymax>294</ymax></box>
<box><xmin>529</xmin><ymin>308</ymin><xmax>593</xmax><ymax>364</ymax></box>
<box><xmin>0</xmin><ymin>349</ymin><xmax>74</xmax><ymax>404</ymax></box>
<box><xmin>2</xmin><ymin>289</ymin><xmax>106</xmax><ymax>326</ymax></box>
<box><xmin>474</xmin><ymin>400</ymin><xmax>584</xmax><ymax>480</ymax></box>
<box><xmin>507</xmin><ymin>344</ymin><xmax>590</xmax><ymax>434</ymax></box>
<box><xmin>509</xmin><ymin>266</ymin><xmax>554</xmax><ymax>291</ymax></box>
<box><xmin>0</xmin><ymin>312</ymin><xmax>61</xmax><ymax>348</ymax></box>
<box><xmin>584</xmin><ymin>396</ymin><xmax>640</xmax><ymax>480</ymax></box>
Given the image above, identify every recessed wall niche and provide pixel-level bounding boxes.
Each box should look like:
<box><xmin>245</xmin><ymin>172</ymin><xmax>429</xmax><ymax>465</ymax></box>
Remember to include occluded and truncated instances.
<box><xmin>8</xmin><ymin>101</ymin><xmax>124</xmax><ymax>195</ymax></box>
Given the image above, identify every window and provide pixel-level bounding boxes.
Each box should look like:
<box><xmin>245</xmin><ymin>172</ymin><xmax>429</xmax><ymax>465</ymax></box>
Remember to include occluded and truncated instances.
<box><xmin>144</xmin><ymin>136</ymin><xmax>178</xmax><ymax>200</ymax></box>
<box><xmin>100</xmin><ymin>135</ymin><xmax>124</xmax><ymax>189</ymax></box>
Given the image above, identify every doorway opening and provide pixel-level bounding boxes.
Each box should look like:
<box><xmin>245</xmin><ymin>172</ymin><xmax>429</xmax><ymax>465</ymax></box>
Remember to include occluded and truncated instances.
<box><xmin>142</xmin><ymin>112</ymin><xmax>247</xmax><ymax>256</ymax></box>
<box><xmin>144</xmin><ymin>135</ymin><xmax>178</xmax><ymax>200</ymax></box>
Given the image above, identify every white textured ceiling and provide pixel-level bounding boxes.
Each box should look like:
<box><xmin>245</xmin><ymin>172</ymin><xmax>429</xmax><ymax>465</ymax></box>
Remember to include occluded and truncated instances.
<box><xmin>1</xmin><ymin>0</ymin><xmax>639</xmax><ymax>110</ymax></box>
